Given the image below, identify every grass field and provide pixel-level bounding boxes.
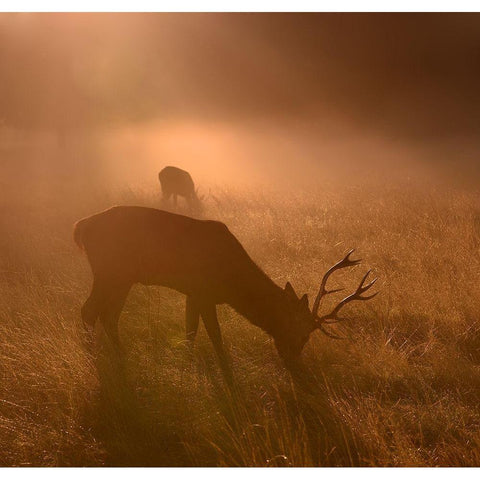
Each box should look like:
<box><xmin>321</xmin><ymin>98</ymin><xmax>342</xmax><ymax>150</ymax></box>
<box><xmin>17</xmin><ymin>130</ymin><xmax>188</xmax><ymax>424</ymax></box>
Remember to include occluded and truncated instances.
<box><xmin>1</xmin><ymin>143</ymin><xmax>480</xmax><ymax>466</ymax></box>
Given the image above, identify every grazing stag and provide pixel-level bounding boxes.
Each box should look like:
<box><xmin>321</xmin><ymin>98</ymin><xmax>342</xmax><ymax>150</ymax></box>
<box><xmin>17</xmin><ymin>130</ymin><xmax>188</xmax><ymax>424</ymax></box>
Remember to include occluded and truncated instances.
<box><xmin>158</xmin><ymin>166</ymin><xmax>201</xmax><ymax>212</ymax></box>
<box><xmin>74</xmin><ymin>206</ymin><xmax>377</xmax><ymax>374</ymax></box>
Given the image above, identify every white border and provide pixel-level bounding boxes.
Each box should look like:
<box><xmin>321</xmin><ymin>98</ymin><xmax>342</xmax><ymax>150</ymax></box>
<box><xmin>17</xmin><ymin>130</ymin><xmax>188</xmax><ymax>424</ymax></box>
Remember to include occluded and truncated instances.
<box><xmin>1</xmin><ymin>5</ymin><xmax>479</xmax><ymax>476</ymax></box>
<box><xmin>2</xmin><ymin>466</ymin><xmax>480</xmax><ymax>476</ymax></box>
<box><xmin>1</xmin><ymin>1</ymin><xmax>480</xmax><ymax>12</ymax></box>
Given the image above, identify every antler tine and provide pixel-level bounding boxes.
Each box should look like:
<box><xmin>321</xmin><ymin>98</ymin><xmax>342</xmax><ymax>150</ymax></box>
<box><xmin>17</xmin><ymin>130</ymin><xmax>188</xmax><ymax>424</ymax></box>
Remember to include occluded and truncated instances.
<box><xmin>356</xmin><ymin>270</ymin><xmax>379</xmax><ymax>297</ymax></box>
<box><xmin>316</xmin><ymin>270</ymin><xmax>379</xmax><ymax>325</ymax></box>
<box><xmin>311</xmin><ymin>249</ymin><xmax>362</xmax><ymax>317</ymax></box>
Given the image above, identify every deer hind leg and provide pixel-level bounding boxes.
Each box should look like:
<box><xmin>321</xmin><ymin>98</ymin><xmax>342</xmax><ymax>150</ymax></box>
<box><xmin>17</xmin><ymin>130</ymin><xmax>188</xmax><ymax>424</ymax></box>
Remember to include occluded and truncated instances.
<box><xmin>187</xmin><ymin>195</ymin><xmax>197</xmax><ymax>215</ymax></box>
<box><xmin>201</xmin><ymin>304</ymin><xmax>233</xmax><ymax>384</ymax></box>
<box><xmin>81</xmin><ymin>278</ymin><xmax>108</xmax><ymax>331</ymax></box>
<box><xmin>81</xmin><ymin>278</ymin><xmax>114</xmax><ymax>353</ymax></box>
<box><xmin>161</xmin><ymin>191</ymin><xmax>172</xmax><ymax>208</ymax></box>
<box><xmin>99</xmin><ymin>283</ymin><xmax>131</xmax><ymax>355</ymax></box>
<box><xmin>185</xmin><ymin>296</ymin><xmax>201</xmax><ymax>352</ymax></box>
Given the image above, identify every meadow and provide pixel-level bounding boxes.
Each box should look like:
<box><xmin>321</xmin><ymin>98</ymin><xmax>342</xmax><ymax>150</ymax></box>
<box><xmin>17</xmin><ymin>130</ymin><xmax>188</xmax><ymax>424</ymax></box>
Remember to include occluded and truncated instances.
<box><xmin>1</xmin><ymin>141</ymin><xmax>480</xmax><ymax>466</ymax></box>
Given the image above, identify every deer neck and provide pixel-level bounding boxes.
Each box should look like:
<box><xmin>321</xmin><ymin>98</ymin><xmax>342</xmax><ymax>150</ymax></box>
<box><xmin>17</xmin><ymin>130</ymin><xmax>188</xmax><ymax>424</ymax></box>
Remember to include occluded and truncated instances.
<box><xmin>227</xmin><ymin>271</ymin><xmax>286</xmax><ymax>336</ymax></box>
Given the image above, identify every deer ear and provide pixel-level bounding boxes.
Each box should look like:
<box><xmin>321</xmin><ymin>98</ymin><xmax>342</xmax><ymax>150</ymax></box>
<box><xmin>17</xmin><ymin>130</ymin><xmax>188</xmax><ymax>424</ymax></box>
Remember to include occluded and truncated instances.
<box><xmin>298</xmin><ymin>294</ymin><xmax>309</xmax><ymax>310</ymax></box>
<box><xmin>284</xmin><ymin>281</ymin><xmax>298</xmax><ymax>300</ymax></box>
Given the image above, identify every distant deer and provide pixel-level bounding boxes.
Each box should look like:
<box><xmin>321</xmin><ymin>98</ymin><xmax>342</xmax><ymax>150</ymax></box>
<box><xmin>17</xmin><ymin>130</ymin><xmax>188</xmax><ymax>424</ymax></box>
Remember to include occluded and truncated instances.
<box><xmin>74</xmin><ymin>206</ymin><xmax>377</xmax><ymax>375</ymax></box>
<box><xmin>158</xmin><ymin>166</ymin><xmax>201</xmax><ymax>212</ymax></box>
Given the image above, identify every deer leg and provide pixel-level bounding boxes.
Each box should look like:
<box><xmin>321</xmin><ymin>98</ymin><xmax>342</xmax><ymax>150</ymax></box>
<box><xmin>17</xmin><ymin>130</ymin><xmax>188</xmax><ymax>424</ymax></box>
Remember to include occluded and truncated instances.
<box><xmin>81</xmin><ymin>278</ymin><xmax>112</xmax><ymax>353</ymax></box>
<box><xmin>81</xmin><ymin>278</ymin><xmax>106</xmax><ymax>330</ymax></box>
<box><xmin>201</xmin><ymin>304</ymin><xmax>233</xmax><ymax>384</ymax></box>
<box><xmin>185</xmin><ymin>296</ymin><xmax>201</xmax><ymax>352</ymax></box>
<box><xmin>187</xmin><ymin>195</ymin><xmax>197</xmax><ymax>215</ymax></box>
<box><xmin>100</xmin><ymin>283</ymin><xmax>131</xmax><ymax>355</ymax></box>
<box><xmin>162</xmin><ymin>191</ymin><xmax>172</xmax><ymax>207</ymax></box>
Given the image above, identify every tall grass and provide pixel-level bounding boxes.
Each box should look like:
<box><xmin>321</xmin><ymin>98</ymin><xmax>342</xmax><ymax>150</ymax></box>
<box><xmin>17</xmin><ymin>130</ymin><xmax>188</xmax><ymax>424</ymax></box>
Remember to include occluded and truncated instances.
<box><xmin>1</xmin><ymin>156</ymin><xmax>480</xmax><ymax>466</ymax></box>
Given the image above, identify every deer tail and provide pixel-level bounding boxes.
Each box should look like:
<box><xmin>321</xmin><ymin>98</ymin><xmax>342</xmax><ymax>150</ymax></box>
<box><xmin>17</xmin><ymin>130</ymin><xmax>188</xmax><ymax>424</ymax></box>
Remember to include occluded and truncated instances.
<box><xmin>73</xmin><ymin>218</ymin><xmax>88</xmax><ymax>252</ymax></box>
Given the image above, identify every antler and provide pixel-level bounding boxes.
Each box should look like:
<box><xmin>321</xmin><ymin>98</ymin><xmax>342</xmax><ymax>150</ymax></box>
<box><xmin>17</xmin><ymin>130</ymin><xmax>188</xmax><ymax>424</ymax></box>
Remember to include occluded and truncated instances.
<box><xmin>315</xmin><ymin>270</ymin><xmax>378</xmax><ymax>326</ymax></box>
<box><xmin>311</xmin><ymin>249</ymin><xmax>361</xmax><ymax>318</ymax></box>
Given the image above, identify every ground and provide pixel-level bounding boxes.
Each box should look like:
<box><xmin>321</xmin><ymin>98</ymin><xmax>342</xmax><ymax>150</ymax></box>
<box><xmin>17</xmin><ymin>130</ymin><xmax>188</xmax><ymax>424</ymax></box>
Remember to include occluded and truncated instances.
<box><xmin>1</xmin><ymin>143</ymin><xmax>480</xmax><ymax>466</ymax></box>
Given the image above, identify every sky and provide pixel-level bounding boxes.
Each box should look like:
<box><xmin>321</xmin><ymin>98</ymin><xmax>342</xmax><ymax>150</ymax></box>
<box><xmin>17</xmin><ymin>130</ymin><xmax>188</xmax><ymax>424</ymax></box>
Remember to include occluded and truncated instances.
<box><xmin>1</xmin><ymin>13</ymin><xmax>479</xmax><ymax>186</ymax></box>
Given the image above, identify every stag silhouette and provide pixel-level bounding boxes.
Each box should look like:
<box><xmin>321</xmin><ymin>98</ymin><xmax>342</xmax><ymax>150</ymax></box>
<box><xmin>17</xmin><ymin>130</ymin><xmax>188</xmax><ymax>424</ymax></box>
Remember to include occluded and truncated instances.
<box><xmin>158</xmin><ymin>166</ymin><xmax>201</xmax><ymax>213</ymax></box>
<box><xmin>74</xmin><ymin>206</ymin><xmax>377</xmax><ymax>376</ymax></box>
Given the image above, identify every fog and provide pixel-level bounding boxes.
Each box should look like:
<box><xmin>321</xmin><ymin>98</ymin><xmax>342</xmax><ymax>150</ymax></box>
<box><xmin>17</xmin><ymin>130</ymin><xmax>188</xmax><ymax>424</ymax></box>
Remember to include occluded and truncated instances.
<box><xmin>1</xmin><ymin>13</ymin><xmax>480</xmax><ymax>193</ymax></box>
<box><xmin>3</xmin><ymin>14</ymin><xmax>480</xmax><ymax>467</ymax></box>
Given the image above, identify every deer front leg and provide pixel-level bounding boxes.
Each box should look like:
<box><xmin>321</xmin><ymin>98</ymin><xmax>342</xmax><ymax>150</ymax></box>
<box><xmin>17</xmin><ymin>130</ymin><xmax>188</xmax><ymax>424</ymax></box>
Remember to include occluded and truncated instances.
<box><xmin>185</xmin><ymin>296</ymin><xmax>201</xmax><ymax>353</ymax></box>
<box><xmin>201</xmin><ymin>304</ymin><xmax>233</xmax><ymax>384</ymax></box>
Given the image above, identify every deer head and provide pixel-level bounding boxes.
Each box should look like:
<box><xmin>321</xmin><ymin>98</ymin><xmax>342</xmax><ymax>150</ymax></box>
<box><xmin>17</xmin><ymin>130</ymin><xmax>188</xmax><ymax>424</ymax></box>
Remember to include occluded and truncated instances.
<box><xmin>273</xmin><ymin>250</ymin><xmax>378</xmax><ymax>363</ymax></box>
